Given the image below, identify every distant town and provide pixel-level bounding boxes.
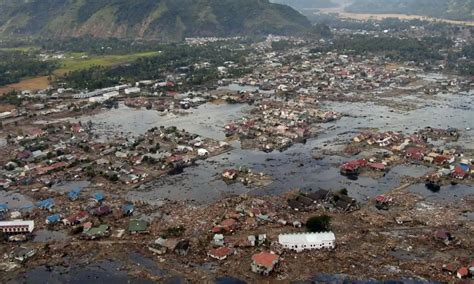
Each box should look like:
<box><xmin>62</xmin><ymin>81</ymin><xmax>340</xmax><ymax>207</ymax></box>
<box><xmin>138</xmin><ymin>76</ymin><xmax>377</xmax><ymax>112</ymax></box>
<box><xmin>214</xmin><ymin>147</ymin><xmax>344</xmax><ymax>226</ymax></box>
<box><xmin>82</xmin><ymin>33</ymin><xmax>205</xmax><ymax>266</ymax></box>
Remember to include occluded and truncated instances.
<box><xmin>0</xmin><ymin>5</ymin><xmax>473</xmax><ymax>283</ymax></box>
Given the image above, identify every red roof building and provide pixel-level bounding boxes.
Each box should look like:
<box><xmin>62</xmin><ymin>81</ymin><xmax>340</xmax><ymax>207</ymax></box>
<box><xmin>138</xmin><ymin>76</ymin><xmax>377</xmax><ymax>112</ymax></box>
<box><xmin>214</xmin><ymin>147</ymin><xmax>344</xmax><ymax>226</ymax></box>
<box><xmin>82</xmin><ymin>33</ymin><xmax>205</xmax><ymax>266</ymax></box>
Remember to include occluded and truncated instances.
<box><xmin>208</xmin><ymin>247</ymin><xmax>234</xmax><ymax>260</ymax></box>
<box><xmin>251</xmin><ymin>252</ymin><xmax>280</xmax><ymax>276</ymax></box>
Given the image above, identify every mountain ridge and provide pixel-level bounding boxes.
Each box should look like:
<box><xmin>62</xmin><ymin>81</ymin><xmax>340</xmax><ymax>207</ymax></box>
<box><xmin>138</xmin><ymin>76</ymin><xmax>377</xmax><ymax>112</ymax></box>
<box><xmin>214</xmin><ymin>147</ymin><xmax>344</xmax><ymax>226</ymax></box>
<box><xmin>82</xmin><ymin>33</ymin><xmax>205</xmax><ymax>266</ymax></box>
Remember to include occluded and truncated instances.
<box><xmin>0</xmin><ymin>0</ymin><xmax>311</xmax><ymax>40</ymax></box>
<box><xmin>346</xmin><ymin>0</ymin><xmax>473</xmax><ymax>21</ymax></box>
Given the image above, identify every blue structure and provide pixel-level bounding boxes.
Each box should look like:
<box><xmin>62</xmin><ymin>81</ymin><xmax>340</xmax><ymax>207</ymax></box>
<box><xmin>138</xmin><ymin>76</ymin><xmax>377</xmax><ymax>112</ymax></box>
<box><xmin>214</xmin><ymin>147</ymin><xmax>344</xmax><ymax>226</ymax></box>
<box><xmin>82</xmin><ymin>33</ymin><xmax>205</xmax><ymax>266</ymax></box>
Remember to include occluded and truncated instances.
<box><xmin>37</xmin><ymin>198</ymin><xmax>55</xmax><ymax>211</ymax></box>
<box><xmin>92</xmin><ymin>192</ymin><xmax>105</xmax><ymax>202</ymax></box>
<box><xmin>122</xmin><ymin>204</ymin><xmax>134</xmax><ymax>216</ymax></box>
<box><xmin>459</xmin><ymin>163</ymin><xmax>470</xmax><ymax>173</ymax></box>
<box><xmin>0</xmin><ymin>204</ymin><xmax>8</xmax><ymax>212</ymax></box>
<box><xmin>46</xmin><ymin>214</ymin><xmax>61</xmax><ymax>224</ymax></box>
<box><xmin>68</xmin><ymin>187</ymin><xmax>82</xmax><ymax>201</ymax></box>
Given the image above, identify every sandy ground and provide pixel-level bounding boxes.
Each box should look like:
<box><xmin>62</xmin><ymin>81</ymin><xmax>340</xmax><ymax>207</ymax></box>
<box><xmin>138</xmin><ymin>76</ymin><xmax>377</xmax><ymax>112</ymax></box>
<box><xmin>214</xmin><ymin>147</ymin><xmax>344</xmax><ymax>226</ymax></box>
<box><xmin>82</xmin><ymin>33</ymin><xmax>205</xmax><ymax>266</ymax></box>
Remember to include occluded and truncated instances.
<box><xmin>0</xmin><ymin>76</ymin><xmax>51</xmax><ymax>94</ymax></box>
<box><xmin>317</xmin><ymin>7</ymin><xmax>474</xmax><ymax>26</ymax></box>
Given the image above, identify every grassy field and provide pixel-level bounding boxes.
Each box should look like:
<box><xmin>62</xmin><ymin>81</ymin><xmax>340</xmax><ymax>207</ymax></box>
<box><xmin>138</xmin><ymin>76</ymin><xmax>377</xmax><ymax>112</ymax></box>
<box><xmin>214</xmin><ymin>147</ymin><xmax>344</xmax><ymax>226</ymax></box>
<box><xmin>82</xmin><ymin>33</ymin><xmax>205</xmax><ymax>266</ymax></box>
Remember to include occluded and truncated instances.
<box><xmin>0</xmin><ymin>50</ymin><xmax>161</xmax><ymax>94</ymax></box>
<box><xmin>317</xmin><ymin>7</ymin><xmax>474</xmax><ymax>26</ymax></box>
<box><xmin>0</xmin><ymin>46</ymin><xmax>39</xmax><ymax>52</ymax></box>
<box><xmin>54</xmin><ymin>51</ymin><xmax>160</xmax><ymax>75</ymax></box>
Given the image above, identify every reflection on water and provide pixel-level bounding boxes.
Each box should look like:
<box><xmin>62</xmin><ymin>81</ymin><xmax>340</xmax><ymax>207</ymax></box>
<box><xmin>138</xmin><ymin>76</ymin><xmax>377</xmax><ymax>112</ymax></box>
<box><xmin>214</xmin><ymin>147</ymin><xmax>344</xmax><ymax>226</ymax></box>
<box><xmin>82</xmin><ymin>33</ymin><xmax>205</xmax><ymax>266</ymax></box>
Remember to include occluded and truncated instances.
<box><xmin>68</xmin><ymin>91</ymin><xmax>473</xmax><ymax>204</ymax></box>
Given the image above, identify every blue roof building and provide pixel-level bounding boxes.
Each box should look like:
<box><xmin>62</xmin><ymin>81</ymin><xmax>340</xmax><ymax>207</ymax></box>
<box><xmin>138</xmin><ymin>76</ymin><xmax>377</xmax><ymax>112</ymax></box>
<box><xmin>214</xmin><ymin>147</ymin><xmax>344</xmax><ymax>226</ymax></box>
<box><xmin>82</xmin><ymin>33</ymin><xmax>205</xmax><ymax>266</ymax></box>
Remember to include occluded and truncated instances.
<box><xmin>92</xmin><ymin>192</ymin><xmax>105</xmax><ymax>203</ymax></box>
<box><xmin>37</xmin><ymin>198</ymin><xmax>55</xmax><ymax>211</ymax></box>
<box><xmin>0</xmin><ymin>204</ymin><xmax>8</xmax><ymax>212</ymax></box>
<box><xmin>122</xmin><ymin>204</ymin><xmax>134</xmax><ymax>216</ymax></box>
<box><xmin>46</xmin><ymin>214</ymin><xmax>61</xmax><ymax>224</ymax></box>
<box><xmin>68</xmin><ymin>187</ymin><xmax>82</xmax><ymax>201</ymax></box>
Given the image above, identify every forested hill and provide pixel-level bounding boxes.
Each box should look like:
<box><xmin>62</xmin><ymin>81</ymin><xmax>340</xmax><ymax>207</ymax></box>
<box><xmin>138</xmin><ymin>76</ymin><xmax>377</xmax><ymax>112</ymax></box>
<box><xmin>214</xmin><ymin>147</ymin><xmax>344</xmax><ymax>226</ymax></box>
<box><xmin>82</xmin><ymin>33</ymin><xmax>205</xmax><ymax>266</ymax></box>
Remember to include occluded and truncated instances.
<box><xmin>271</xmin><ymin>0</ymin><xmax>337</xmax><ymax>10</ymax></box>
<box><xmin>0</xmin><ymin>0</ymin><xmax>311</xmax><ymax>40</ymax></box>
<box><xmin>346</xmin><ymin>0</ymin><xmax>473</xmax><ymax>21</ymax></box>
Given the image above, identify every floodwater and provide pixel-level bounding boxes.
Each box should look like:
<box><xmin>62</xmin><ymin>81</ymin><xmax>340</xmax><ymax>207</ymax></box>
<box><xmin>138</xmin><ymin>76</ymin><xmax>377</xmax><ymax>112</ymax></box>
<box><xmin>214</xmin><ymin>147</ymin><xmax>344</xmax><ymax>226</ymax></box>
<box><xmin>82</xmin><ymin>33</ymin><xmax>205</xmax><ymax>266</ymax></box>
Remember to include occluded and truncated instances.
<box><xmin>51</xmin><ymin>180</ymin><xmax>91</xmax><ymax>194</ymax></box>
<box><xmin>0</xmin><ymin>191</ymin><xmax>34</xmax><ymax>210</ymax></box>
<box><xmin>78</xmin><ymin>102</ymin><xmax>250</xmax><ymax>140</ymax></box>
<box><xmin>0</xmin><ymin>137</ymin><xmax>6</xmax><ymax>148</ymax></box>
<box><xmin>217</xmin><ymin>83</ymin><xmax>274</xmax><ymax>95</ymax></box>
<box><xmin>74</xmin><ymin>89</ymin><xmax>473</xmax><ymax>204</ymax></box>
<box><xmin>409</xmin><ymin>183</ymin><xmax>473</xmax><ymax>202</ymax></box>
<box><xmin>8</xmin><ymin>260</ymin><xmax>155</xmax><ymax>284</ymax></box>
<box><xmin>33</xmin><ymin>230</ymin><xmax>70</xmax><ymax>242</ymax></box>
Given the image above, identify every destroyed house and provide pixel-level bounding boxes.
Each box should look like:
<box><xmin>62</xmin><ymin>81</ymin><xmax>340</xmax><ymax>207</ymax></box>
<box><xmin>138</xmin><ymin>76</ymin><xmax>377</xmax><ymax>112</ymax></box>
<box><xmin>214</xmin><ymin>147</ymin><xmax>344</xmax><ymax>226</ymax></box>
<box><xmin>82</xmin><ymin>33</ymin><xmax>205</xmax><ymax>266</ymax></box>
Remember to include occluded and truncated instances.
<box><xmin>0</xmin><ymin>204</ymin><xmax>8</xmax><ymax>212</ymax></box>
<box><xmin>288</xmin><ymin>199</ymin><xmax>305</xmax><ymax>210</ymax></box>
<box><xmin>308</xmin><ymin>189</ymin><xmax>331</xmax><ymax>202</ymax></box>
<box><xmin>208</xmin><ymin>247</ymin><xmax>234</xmax><ymax>260</ymax></box>
<box><xmin>406</xmin><ymin>147</ymin><xmax>424</xmax><ymax>161</ymax></box>
<box><xmin>174</xmin><ymin>240</ymin><xmax>190</xmax><ymax>256</ymax></box>
<box><xmin>68</xmin><ymin>188</ymin><xmax>81</xmax><ymax>201</ymax></box>
<box><xmin>91</xmin><ymin>205</ymin><xmax>111</xmax><ymax>216</ymax></box>
<box><xmin>295</xmin><ymin>195</ymin><xmax>313</xmax><ymax>207</ymax></box>
<box><xmin>128</xmin><ymin>219</ymin><xmax>149</xmax><ymax>234</ymax></box>
<box><xmin>37</xmin><ymin>199</ymin><xmax>55</xmax><ymax>211</ymax></box>
<box><xmin>46</xmin><ymin>214</ymin><xmax>61</xmax><ymax>224</ymax></box>
<box><xmin>334</xmin><ymin>195</ymin><xmax>358</xmax><ymax>212</ymax></box>
<box><xmin>84</xmin><ymin>224</ymin><xmax>109</xmax><ymax>239</ymax></box>
<box><xmin>63</xmin><ymin>211</ymin><xmax>89</xmax><ymax>225</ymax></box>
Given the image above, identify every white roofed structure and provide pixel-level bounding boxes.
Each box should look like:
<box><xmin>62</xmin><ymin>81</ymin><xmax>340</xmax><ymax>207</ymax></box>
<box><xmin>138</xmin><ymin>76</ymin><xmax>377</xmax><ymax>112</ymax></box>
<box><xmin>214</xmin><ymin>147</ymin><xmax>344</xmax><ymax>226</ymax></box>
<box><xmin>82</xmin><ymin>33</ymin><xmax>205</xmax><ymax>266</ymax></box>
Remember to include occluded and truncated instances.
<box><xmin>0</xmin><ymin>220</ymin><xmax>35</xmax><ymax>233</ymax></box>
<box><xmin>278</xmin><ymin>232</ymin><xmax>335</xmax><ymax>252</ymax></box>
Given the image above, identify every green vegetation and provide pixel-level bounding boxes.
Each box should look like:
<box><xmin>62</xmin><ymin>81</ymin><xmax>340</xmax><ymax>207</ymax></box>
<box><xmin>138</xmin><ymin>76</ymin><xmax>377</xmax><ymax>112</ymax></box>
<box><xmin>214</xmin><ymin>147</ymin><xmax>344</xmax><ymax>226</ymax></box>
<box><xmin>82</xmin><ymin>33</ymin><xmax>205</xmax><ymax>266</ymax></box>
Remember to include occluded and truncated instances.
<box><xmin>56</xmin><ymin>51</ymin><xmax>160</xmax><ymax>75</ymax></box>
<box><xmin>0</xmin><ymin>0</ymin><xmax>311</xmax><ymax>40</ymax></box>
<box><xmin>162</xmin><ymin>226</ymin><xmax>185</xmax><ymax>238</ymax></box>
<box><xmin>0</xmin><ymin>90</ymin><xmax>23</xmax><ymax>106</ymax></box>
<box><xmin>447</xmin><ymin>42</ymin><xmax>474</xmax><ymax>75</ymax></box>
<box><xmin>346</xmin><ymin>0</ymin><xmax>474</xmax><ymax>21</ymax></box>
<box><xmin>271</xmin><ymin>0</ymin><xmax>336</xmax><ymax>10</ymax></box>
<box><xmin>60</xmin><ymin>43</ymin><xmax>252</xmax><ymax>90</ymax></box>
<box><xmin>0</xmin><ymin>50</ymin><xmax>57</xmax><ymax>86</ymax></box>
<box><xmin>311</xmin><ymin>35</ymin><xmax>453</xmax><ymax>62</ymax></box>
<box><xmin>306</xmin><ymin>215</ymin><xmax>331</xmax><ymax>232</ymax></box>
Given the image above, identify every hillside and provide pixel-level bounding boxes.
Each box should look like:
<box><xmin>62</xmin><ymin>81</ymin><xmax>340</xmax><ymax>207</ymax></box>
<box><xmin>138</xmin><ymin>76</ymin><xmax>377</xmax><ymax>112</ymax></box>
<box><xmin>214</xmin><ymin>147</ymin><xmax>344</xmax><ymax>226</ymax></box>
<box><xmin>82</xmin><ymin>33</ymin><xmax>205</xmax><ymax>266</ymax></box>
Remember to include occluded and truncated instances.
<box><xmin>0</xmin><ymin>0</ymin><xmax>311</xmax><ymax>40</ymax></box>
<box><xmin>346</xmin><ymin>0</ymin><xmax>474</xmax><ymax>21</ymax></box>
<box><xmin>271</xmin><ymin>0</ymin><xmax>337</xmax><ymax>10</ymax></box>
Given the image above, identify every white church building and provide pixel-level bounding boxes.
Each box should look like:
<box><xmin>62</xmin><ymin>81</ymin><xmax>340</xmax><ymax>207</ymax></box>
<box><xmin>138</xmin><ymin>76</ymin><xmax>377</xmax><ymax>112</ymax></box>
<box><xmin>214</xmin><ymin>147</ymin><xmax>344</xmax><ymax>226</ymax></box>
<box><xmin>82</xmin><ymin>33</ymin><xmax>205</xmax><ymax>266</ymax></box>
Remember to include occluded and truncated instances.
<box><xmin>278</xmin><ymin>232</ymin><xmax>335</xmax><ymax>252</ymax></box>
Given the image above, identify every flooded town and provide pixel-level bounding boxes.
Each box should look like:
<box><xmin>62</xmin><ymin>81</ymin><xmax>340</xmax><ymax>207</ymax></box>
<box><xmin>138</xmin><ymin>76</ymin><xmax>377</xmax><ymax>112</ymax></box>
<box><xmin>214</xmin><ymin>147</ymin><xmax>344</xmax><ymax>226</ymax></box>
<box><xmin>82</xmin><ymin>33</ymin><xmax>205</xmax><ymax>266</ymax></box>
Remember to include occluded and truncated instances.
<box><xmin>0</xmin><ymin>1</ymin><xmax>473</xmax><ymax>283</ymax></box>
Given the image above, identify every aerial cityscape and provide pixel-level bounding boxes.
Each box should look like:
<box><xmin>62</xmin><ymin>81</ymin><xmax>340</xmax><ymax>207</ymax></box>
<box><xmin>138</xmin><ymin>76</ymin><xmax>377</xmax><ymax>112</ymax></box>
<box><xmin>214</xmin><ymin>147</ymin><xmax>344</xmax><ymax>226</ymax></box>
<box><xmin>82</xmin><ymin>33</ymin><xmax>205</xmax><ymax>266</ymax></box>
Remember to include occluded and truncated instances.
<box><xmin>0</xmin><ymin>0</ymin><xmax>472</xmax><ymax>283</ymax></box>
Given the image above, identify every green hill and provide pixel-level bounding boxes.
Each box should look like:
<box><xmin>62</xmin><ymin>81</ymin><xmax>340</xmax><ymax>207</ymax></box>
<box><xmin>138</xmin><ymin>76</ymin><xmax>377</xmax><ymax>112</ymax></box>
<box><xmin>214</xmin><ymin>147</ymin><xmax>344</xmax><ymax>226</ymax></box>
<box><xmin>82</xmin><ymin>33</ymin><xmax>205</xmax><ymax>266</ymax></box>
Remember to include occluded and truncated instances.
<box><xmin>0</xmin><ymin>0</ymin><xmax>311</xmax><ymax>40</ymax></box>
<box><xmin>346</xmin><ymin>0</ymin><xmax>473</xmax><ymax>21</ymax></box>
<box><xmin>271</xmin><ymin>0</ymin><xmax>337</xmax><ymax>10</ymax></box>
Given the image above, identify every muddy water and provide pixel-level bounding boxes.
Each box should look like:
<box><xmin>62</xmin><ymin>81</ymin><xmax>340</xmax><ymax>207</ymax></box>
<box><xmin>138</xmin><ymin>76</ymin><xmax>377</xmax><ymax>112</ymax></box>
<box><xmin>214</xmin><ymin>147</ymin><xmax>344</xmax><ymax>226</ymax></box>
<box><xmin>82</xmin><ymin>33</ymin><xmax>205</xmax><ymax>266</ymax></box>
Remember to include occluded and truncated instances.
<box><xmin>51</xmin><ymin>180</ymin><xmax>91</xmax><ymax>194</ymax></box>
<box><xmin>0</xmin><ymin>137</ymin><xmax>6</xmax><ymax>148</ymax></box>
<box><xmin>8</xmin><ymin>260</ymin><xmax>155</xmax><ymax>284</ymax></box>
<box><xmin>78</xmin><ymin>102</ymin><xmax>250</xmax><ymax>141</ymax></box>
<box><xmin>217</xmin><ymin>83</ymin><xmax>274</xmax><ymax>95</ymax></box>
<box><xmin>73</xmin><ymin>90</ymin><xmax>473</xmax><ymax>204</ymax></box>
<box><xmin>33</xmin><ymin>230</ymin><xmax>70</xmax><ymax>242</ymax></box>
<box><xmin>0</xmin><ymin>191</ymin><xmax>34</xmax><ymax>210</ymax></box>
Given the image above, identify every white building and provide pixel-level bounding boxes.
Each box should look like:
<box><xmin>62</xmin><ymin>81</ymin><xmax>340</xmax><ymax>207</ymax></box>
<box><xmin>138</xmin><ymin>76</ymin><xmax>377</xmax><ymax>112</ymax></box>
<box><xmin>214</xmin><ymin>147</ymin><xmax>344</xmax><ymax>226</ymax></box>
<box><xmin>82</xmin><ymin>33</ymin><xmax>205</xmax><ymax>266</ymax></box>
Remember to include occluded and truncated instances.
<box><xmin>124</xmin><ymin>87</ymin><xmax>141</xmax><ymax>95</ymax></box>
<box><xmin>278</xmin><ymin>232</ymin><xmax>335</xmax><ymax>252</ymax></box>
<box><xmin>0</xmin><ymin>220</ymin><xmax>35</xmax><ymax>234</ymax></box>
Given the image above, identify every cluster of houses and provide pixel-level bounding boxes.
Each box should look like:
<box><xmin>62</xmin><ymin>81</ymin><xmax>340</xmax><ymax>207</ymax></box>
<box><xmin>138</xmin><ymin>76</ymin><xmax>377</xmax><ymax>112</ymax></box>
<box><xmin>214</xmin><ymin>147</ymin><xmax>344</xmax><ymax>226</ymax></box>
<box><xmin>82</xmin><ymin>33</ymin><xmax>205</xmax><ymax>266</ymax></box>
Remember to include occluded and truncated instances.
<box><xmin>1</xmin><ymin>121</ymin><xmax>231</xmax><ymax>191</ymax></box>
<box><xmin>341</xmin><ymin>129</ymin><xmax>473</xmax><ymax>182</ymax></box>
<box><xmin>225</xmin><ymin>100</ymin><xmax>340</xmax><ymax>152</ymax></box>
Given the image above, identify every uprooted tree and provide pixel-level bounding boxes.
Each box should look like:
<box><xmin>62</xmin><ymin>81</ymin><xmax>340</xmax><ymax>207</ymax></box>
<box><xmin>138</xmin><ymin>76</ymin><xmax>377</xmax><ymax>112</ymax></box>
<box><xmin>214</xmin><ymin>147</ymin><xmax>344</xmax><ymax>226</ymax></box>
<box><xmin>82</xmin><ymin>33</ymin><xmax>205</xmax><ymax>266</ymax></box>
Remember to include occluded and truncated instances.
<box><xmin>306</xmin><ymin>215</ymin><xmax>331</xmax><ymax>232</ymax></box>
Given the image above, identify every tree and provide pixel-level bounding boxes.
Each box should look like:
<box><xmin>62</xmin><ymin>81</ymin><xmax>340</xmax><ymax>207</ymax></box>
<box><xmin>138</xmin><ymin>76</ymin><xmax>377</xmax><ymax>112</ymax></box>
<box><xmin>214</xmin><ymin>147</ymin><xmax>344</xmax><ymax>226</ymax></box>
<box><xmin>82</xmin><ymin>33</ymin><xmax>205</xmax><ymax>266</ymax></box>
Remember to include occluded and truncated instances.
<box><xmin>306</xmin><ymin>215</ymin><xmax>331</xmax><ymax>232</ymax></box>
<box><xmin>338</xmin><ymin>188</ymin><xmax>348</xmax><ymax>196</ymax></box>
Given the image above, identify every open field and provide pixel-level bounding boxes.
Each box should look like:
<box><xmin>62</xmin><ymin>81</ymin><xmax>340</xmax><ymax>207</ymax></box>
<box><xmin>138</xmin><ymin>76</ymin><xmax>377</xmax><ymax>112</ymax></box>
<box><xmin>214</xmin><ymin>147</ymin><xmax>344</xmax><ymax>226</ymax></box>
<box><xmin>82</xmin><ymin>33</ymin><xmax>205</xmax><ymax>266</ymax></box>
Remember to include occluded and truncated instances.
<box><xmin>54</xmin><ymin>51</ymin><xmax>160</xmax><ymax>76</ymax></box>
<box><xmin>317</xmin><ymin>7</ymin><xmax>474</xmax><ymax>26</ymax></box>
<box><xmin>0</xmin><ymin>51</ymin><xmax>160</xmax><ymax>94</ymax></box>
<box><xmin>0</xmin><ymin>76</ymin><xmax>50</xmax><ymax>94</ymax></box>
